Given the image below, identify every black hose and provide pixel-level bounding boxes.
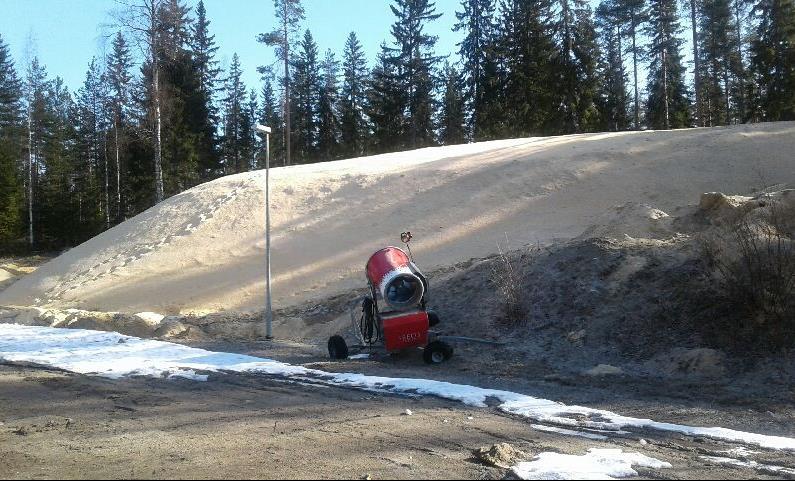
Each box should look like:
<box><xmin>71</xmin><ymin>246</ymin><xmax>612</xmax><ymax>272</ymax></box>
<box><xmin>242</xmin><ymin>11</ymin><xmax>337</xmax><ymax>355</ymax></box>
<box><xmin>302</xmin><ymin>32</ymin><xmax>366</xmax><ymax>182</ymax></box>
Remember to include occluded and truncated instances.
<box><xmin>359</xmin><ymin>297</ymin><xmax>380</xmax><ymax>345</ymax></box>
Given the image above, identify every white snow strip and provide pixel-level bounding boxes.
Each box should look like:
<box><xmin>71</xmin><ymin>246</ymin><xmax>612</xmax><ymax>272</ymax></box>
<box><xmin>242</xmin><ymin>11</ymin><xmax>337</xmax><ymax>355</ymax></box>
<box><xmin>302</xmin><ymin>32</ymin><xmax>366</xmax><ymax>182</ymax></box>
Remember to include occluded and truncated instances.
<box><xmin>348</xmin><ymin>354</ymin><xmax>371</xmax><ymax>360</ymax></box>
<box><xmin>2</xmin><ymin>324</ymin><xmax>795</xmax><ymax>452</ymax></box>
<box><xmin>531</xmin><ymin>424</ymin><xmax>609</xmax><ymax>441</ymax></box>
<box><xmin>511</xmin><ymin>448</ymin><xmax>671</xmax><ymax>480</ymax></box>
<box><xmin>721</xmin><ymin>447</ymin><xmax>760</xmax><ymax>458</ymax></box>
<box><xmin>700</xmin><ymin>456</ymin><xmax>795</xmax><ymax>476</ymax></box>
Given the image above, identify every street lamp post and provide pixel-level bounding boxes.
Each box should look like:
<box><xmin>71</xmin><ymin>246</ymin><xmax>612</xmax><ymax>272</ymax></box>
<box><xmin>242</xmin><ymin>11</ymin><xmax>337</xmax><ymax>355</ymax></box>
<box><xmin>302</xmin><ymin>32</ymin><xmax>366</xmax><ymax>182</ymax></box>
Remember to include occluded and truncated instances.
<box><xmin>256</xmin><ymin>124</ymin><xmax>273</xmax><ymax>340</ymax></box>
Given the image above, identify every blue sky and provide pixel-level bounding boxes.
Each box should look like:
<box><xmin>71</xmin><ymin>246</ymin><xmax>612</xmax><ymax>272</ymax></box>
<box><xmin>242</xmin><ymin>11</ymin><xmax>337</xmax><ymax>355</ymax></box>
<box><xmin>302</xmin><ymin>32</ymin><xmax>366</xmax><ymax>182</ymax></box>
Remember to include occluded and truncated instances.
<box><xmin>1</xmin><ymin>0</ymin><xmax>464</xmax><ymax>93</ymax></box>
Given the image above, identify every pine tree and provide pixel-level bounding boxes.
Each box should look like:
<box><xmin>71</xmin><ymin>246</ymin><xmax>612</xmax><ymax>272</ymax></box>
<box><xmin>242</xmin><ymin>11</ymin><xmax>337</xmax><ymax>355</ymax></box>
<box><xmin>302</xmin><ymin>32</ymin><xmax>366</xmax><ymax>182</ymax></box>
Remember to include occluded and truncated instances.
<box><xmin>0</xmin><ymin>34</ymin><xmax>22</xmax><ymax>244</ymax></box>
<box><xmin>439</xmin><ymin>62</ymin><xmax>467</xmax><ymax>144</ymax></box>
<box><xmin>645</xmin><ymin>0</ymin><xmax>691</xmax><ymax>129</ymax></box>
<box><xmin>749</xmin><ymin>0</ymin><xmax>795</xmax><ymax>120</ymax></box>
<box><xmin>257</xmin><ymin>0</ymin><xmax>305</xmax><ymax>166</ymax></box>
<box><xmin>453</xmin><ymin>0</ymin><xmax>499</xmax><ymax>139</ymax></box>
<box><xmin>596</xmin><ymin>0</ymin><xmax>631</xmax><ymax>131</ymax></box>
<box><xmin>387</xmin><ymin>0</ymin><xmax>443</xmax><ymax>148</ymax></box>
<box><xmin>291</xmin><ymin>30</ymin><xmax>320</xmax><ymax>163</ymax></box>
<box><xmin>339</xmin><ymin>32</ymin><xmax>369</xmax><ymax>158</ymax></box>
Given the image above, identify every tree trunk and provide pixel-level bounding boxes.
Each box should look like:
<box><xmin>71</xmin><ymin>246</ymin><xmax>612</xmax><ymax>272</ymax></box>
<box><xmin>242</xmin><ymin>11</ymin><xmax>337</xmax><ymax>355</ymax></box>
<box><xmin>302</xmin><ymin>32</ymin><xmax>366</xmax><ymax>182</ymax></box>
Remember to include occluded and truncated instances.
<box><xmin>104</xmin><ymin>132</ymin><xmax>110</xmax><ymax>229</ymax></box>
<box><xmin>283</xmin><ymin>0</ymin><xmax>291</xmax><ymax>166</ymax></box>
<box><xmin>631</xmin><ymin>16</ymin><xmax>640</xmax><ymax>129</ymax></box>
<box><xmin>114</xmin><ymin>116</ymin><xmax>122</xmax><ymax>220</ymax></box>
<box><xmin>27</xmin><ymin>105</ymin><xmax>33</xmax><ymax>246</ymax></box>
<box><xmin>734</xmin><ymin>0</ymin><xmax>746</xmax><ymax>122</ymax></box>
<box><xmin>663</xmin><ymin>48</ymin><xmax>670</xmax><ymax>129</ymax></box>
<box><xmin>153</xmin><ymin>59</ymin><xmax>164</xmax><ymax>203</ymax></box>
<box><xmin>691</xmin><ymin>0</ymin><xmax>702</xmax><ymax>126</ymax></box>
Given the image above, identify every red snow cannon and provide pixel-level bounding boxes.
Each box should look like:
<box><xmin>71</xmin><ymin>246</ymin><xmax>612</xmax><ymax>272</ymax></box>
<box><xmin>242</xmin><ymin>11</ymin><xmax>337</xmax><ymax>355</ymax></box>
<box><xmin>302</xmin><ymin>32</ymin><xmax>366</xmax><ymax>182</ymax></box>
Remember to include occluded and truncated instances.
<box><xmin>327</xmin><ymin>233</ymin><xmax>453</xmax><ymax>364</ymax></box>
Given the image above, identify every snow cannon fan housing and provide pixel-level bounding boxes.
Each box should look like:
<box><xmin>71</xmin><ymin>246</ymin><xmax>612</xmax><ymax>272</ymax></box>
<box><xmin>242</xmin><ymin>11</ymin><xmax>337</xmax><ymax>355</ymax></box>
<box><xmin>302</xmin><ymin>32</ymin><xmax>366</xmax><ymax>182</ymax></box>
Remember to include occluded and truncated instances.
<box><xmin>366</xmin><ymin>247</ymin><xmax>426</xmax><ymax>310</ymax></box>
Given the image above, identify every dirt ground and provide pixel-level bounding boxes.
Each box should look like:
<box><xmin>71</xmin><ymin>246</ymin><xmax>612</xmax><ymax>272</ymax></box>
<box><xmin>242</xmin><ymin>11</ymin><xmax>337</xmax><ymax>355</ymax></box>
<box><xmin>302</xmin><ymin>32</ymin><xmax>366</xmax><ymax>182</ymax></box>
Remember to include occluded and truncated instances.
<box><xmin>2</xmin><ymin>350</ymin><xmax>795</xmax><ymax>480</ymax></box>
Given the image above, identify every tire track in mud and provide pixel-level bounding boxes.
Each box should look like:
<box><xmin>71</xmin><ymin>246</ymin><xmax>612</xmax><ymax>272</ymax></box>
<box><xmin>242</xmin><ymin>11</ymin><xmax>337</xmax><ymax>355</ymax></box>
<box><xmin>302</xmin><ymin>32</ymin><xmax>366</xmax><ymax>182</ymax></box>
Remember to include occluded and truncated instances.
<box><xmin>40</xmin><ymin>182</ymin><xmax>251</xmax><ymax>305</ymax></box>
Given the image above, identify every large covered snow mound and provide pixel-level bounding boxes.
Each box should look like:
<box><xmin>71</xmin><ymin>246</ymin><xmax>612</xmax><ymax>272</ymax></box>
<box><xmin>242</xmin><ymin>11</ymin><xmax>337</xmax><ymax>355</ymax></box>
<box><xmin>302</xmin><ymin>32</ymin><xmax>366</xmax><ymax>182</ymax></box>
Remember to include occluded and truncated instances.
<box><xmin>2</xmin><ymin>122</ymin><xmax>794</xmax><ymax>314</ymax></box>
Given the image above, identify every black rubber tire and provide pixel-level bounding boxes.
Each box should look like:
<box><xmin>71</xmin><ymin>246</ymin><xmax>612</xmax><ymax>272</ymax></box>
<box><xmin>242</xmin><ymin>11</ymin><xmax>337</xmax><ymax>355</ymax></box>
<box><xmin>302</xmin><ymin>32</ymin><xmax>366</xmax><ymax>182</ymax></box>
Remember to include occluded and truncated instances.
<box><xmin>423</xmin><ymin>341</ymin><xmax>453</xmax><ymax>364</ymax></box>
<box><xmin>328</xmin><ymin>335</ymin><xmax>349</xmax><ymax>360</ymax></box>
<box><xmin>427</xmin><ymin>310</ymin><xmax>441</xmax><ymax>327</ymax></box>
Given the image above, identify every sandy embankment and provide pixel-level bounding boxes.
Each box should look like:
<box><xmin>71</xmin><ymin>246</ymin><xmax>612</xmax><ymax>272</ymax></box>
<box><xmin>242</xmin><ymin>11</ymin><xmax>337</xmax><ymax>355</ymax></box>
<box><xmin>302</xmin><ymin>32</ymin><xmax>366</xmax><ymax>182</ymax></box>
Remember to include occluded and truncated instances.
<box><xmin>1</xmin><ymin>122</ymin><xmax>794</xmax><ymax>322</ymax></box>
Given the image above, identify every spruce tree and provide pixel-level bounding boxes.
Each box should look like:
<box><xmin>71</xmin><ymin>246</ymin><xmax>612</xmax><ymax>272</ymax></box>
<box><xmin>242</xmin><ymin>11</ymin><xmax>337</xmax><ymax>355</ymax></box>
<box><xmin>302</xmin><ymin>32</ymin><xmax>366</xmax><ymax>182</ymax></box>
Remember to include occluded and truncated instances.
<box><xmin>39</xmin><ymin>78</ymin><xmax>80</xmax><ymax>245</ymax></box>
<box><xmin>0</xmin><ymin>34</ymin><xmax>22</xmax><ymax>244</ymax></box>
<box><xmin>106</xmin><ymin>32</ymin><xmax>133</xmax><ymax>222</ymax></box>
<box><xmin>453</xmin><ymin>0</ymin><xmax>499</xmax><ymax>139</ymax></box>
<box><xmin>339</xmin><ymin>32</ymin><xmax>369</xmax><ymax>158</ymax></box>
<box><xmin>749</xmin><ymin>0</ymin><xmax>795</xmax><ymax>120</ymax></box>
<box><xmin>317</xmin><ymin>49</ymin><xmax>340</xmax><ymax>161</ymax></box>
<box><xmin>192</xmin><ymin>0</ymin><xmax>221</xmax><ymax>104</ymax></box>
<box><xmin>439</xmin><ymin>62</ymin><xmax>467</xmax><ymax>144</ymax></box>
<box><xmin>259</xmin><ymin>71</ymin><xmax>284</xmax><ymax>166</ymax></box>
<box><xmin>367</xmin><ymin>43</ymin><xmax>405</xmax><ymax>153</ymax></box>
<box><xmin>496</xmin><ymin>0</ymin><xmax>559</xmax><ymax>135</ymax></box>
<box><xmin>645</xmin><ymin>0</ymin><xmax>691</xmax><ymax>129</ymax></box>
<box><xmin>698</xmin><ymin>0</ymin><xmax>745</xmax><ymax>125</ymax></box>
<box><xmin>387</xmin><ymin>0</ymin><xmax>442</xmax><ymax>148</ymax></box>
<box><xmin>23</xmin><ymin>57</ymin><xmax>51</xmax><ymax>246</ymax></box>
<box><xmin>73</xmin><ymin>58</ymin><xmax>107</xmax><ymax>233</ymax></box>
<box><xmin>222</xmin><ymin>53</ymin><xmax>246</xmax><ymax>173</ymax></box>
<box><xmin>191</xmin><ymin>0</ymin><xmax>222</xmax><ymax>177</ymax></box>
<box><xmin>596</xmin><ymin>0</ymin><xmax>631</xmax><ymax>131</ymax></box>
<box><xmin>554</xmin><ymin>0</ymin><xmax>602</xmax><ymax>132</ymax></box>
<box><xmin>613</xmin><ymin>0</ymin><xmax>648</xmax><ymax>128</ymax></box>
<box><xmin>291</xmin><ymin>30</ymin><xmax>320</xmax><ymax>163</ymax></box>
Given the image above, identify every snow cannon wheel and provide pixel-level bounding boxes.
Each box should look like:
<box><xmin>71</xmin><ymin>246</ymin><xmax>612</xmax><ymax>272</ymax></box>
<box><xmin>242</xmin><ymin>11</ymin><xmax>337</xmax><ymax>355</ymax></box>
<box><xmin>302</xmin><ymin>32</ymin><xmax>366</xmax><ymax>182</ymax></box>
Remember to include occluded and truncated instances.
<box><xmin>423</xmin><ymin>341</ymin><xmax>453</xmax><ymax>365</ymax></box>
<box><xmin>328</xmin><ymin>335</ymin><xmax>349</xmax><ymax>360</ymax></box>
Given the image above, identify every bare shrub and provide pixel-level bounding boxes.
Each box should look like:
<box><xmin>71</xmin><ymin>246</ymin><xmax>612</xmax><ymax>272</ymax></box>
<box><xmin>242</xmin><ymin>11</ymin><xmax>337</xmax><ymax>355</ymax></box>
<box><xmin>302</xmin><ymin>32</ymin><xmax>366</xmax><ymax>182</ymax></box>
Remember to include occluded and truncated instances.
<box><xmin>489</xmin><ymin>241</ymin><xmax>538</xmax><ymax>326</ymax></box>
<box><xmin>703</xmin><ymin>200</ymin><xmax>795</xmax><ymax>348</ymax></box>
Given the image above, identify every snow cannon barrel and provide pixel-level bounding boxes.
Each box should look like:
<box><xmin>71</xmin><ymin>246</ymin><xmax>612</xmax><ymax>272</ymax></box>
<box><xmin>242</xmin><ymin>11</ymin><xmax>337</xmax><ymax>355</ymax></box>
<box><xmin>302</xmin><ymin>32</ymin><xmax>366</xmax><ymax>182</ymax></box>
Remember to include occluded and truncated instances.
<box><xmin>366</xmin><ymin>247</ymin><xmax>425</xmax><ymax>310</ymax></box>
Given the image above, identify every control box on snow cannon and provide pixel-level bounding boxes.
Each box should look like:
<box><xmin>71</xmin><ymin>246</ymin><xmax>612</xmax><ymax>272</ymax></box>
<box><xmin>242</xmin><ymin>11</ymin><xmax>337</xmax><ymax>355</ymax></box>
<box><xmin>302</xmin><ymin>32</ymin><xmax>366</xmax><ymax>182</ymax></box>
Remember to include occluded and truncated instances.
<box><xmin>366</xmin><ymin>247</ymin><xmax>425</xmax><ymax>310</ymax></box>
<box><xmin>381</xmin><ymin>310</ymin><xmax>429</xmax><ymax>351</ymax></box>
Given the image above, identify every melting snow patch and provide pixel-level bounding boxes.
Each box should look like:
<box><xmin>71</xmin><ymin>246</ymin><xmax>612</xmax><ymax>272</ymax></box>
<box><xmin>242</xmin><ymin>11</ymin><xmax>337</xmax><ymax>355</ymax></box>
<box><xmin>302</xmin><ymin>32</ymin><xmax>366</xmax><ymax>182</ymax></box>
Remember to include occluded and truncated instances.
<box><xmin>2</xmin><ymin>324</ymin><xmax>795</xmax><ymax>452</ymax></box>
<box><xmin>349</xmin><ymin>354</ymin><xmax>370</xmax><ymax>360</ymax></box>
<box><xmin>700</xmin><ymin>456</ymin><xmax>795</xmax><ymax>476</ymax></box>
<box><xmin>511</xmin><ymin>448</ymin><xmax>671</xmax><ymax>480</ymax></box>
<box><xmin>531</xmin><ymin>424</ymin><xmax>609</xmax><ymax>441</ymax></box>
